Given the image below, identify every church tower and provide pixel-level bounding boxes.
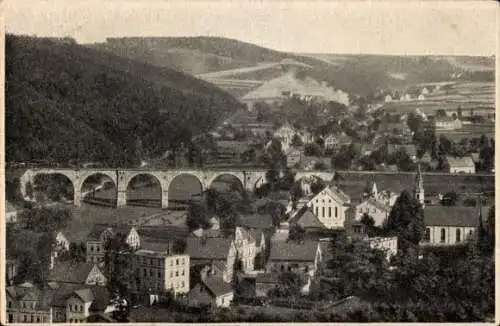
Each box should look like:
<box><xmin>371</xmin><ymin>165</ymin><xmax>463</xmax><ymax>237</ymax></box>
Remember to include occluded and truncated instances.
<box><xmin>414</xmin><ymin>164</ymin><xmax>425</xmax><ymax>208</ymax></box>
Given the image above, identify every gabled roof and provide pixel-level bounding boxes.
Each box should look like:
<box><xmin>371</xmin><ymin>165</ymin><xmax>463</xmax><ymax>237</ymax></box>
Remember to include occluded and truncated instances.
<box><xmin>137</xmin><ymin>225</ymin><xmax>190</xmax><ymax>240</ymax></box>
<box><xmin>47</xmin><ymin>261</ymin><xmax>99</xmax><ymax>284</ymax></box>
<box><xmin>269</xmin><ymin>240</ymin><xmax>319</xmax><ymax>262</ymax></box>
<box><xmin>310</xmin><ymin>185</ymin><xmax>350</xmax><ymax>205</ymax></box>
<box><xmin>73</xmin><ymin>288</ymin><xmax>94</xmax><ymax>303</ymax></box>
<box><xmin>88</xmin><ymin>286</ymin><xmax>112</xmax><ymax>312</ymax></box>
<box><xmin>87</xmin><ymin>224</ymin><xmax>115</xmax><ymax>241</ymax></box>
<box><xmin>202</xmin><ymin>276</ymin><xmax>233</xmax><ymax>296</ymax></box>
<box><xmin>139</xmin><ymin>240</ymin><xmax>174</xmax><ymax>253</ymax></box>
<box><xmin>290</xmin><ymin>207</ymin><xmax>325</xmax><ymax>230</ymax></box>
<box><xmin>424</xmin><ymin>206</ymin><xmax>489</xmax><ymax>227</ymax></box>
<box><xmin>186</xmin><ymin>237</ymin><xmax>234</xmax><ymax>261</ymax></box>
<box><xmin>358</xmin><ymin>198</ymin><xmax>391</xmax><ymax>212</ymax></box>
<box><xmin>446</xmin><ymin>156</ymin><xmax>475</xmax><ymax>168</ymax></box>
<box><xmin>236</xmin><ymin>213</ymin><xmax>274</xmax><ymax>229</ymax></box>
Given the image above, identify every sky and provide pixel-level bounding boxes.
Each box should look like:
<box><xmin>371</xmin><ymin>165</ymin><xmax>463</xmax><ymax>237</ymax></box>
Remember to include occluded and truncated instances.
<box><xmin>4</xmin><ymin>0</ymin><xmax>498</xmax><ymax>56</ymax></box>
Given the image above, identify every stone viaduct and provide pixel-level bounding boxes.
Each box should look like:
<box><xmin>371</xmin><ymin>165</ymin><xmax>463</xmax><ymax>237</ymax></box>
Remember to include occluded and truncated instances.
<box><xmin>19</xmin><ymin>168</ymin><xmax>335</xmax><ymax>209</ymax></box>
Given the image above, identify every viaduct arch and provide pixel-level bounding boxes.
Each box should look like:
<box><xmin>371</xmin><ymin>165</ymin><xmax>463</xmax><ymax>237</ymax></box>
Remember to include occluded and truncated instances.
<box><xmin>20</xmin><ymin>168</ymin><xmax>336</xmax><ymax>209</ymax></box>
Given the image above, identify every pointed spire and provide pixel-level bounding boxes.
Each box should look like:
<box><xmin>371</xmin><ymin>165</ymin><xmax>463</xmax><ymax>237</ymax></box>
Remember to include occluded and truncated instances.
<box><xmin>414</xmin><ymin>164</ymin><xmax>425</xmax><ymax>207</ymax></box>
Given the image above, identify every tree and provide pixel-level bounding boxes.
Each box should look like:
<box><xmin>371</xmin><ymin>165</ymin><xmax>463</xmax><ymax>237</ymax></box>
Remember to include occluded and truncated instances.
<box><xmin>384</xmin><ymin>191</ymin><xmax>425</xmax><ymax>255</ymax></box>
<box><xmin>310</xmin><ymin>179</ymin><xmax>326</xmax><ymax>195</ymax></box>
<box><xmin>69</xmin><ymin>242</ymin><xmax>87</xmax><ymax>262</ymax></box>
<box><xmin>105</xmin><ymin>234</ymin><xmax>134</xmax><ymax>299</ymax></box>
<box><xmin>271</xmin><ymin>271</ymin><xmax>305</xmax><ymax>298</ymax></box>
<box><xmin>186</xmin><ymin>201</ymin><xmax>210</xmax><ymax>231</ymax></box>
<box><xmin>360</xmin><ymin>213</ymin><xmax>378</xmax><ymax>237</ymax></box>
<box><xmin>325</xmin><ymin>231</ymin><xmax>390</xmax><ymax>298</ymax></box>
<box><xmin>288</xmin><ymin>224</ymin><xmax>306</xmax><ymax>243</ymax></box>
<box><xmin>436</xmin><ymin>109</ymin><xmax>447</xmax><ymax>117</ymax></box>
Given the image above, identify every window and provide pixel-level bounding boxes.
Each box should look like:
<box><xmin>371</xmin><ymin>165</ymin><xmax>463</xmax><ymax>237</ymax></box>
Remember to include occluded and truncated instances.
<box><xmin>288</xmin><ymin>266</ymin><xmax>292</xmax><ymax>272</ymax></box>
<box><xmin>24</xmin><ymin>315</ymin><xmax>27</xmax><ymax>322</ymax></box>
<box><xmin>182</xmin><ymin>281</ymin><xmax>185</xmax><ymax>287</ymax></box>
<box><xmin>149</xmin><ymin>270</ymin><xmax>153</xmax><ymax>277</ymax></box>
<box><xmin>176</xmin><ymin>259</ymin><xmax>179</xmax><ymax>265</ymax></box>
<box><xmin>144</xmin><ymin>268</ymin><xmax>147</xmax><ymax>276</ymax></box>
<box><xmin>425</xmin><ymin>228</ymin><xmax>430</xmax><ymax>241</ymax></box>
<box><xmin>280</xmin><ymin>265</ymin><xmax>284</xmax><ymax>271</ymax></box>
<box><xmin>31</xmin><ymin>315</ymin><xmax>34</xmax><ymax>323</ymax></box>
<box><xmin>158</xmin><ymin>271</ymin><xmax>161</xmax><ymax>278</ymax></box>
<box><xmin>22</xmin><ymin>302</ymin><xmax>26</xmax><ymax>309</ymax></box>
<box><xmin>315</xmin><ymin>207</ymin><xmax>318</xmax><ymax>216</ymax></box>
<box><xmin>335</xmin><ymin>207</ymin><xmax>338</xmax><ymax>218</ymax></box>
<box><xmin>328</xmin><ymin>207</ymin><xmax>331</xmax><ymax>218</ymax></box>
<box><xmin>170</xmin><ymin>260</ymin><xmax>173</xmax><ymax>266</ymax></box>
<box><xmin>456</xmin><ymin>229</ymin><xmax>461</xmax><ymax>242</ymax></box>
<box><xmin>322</xmin><ymin>207</ymin><xmax>325</xmax><ymax>217</ymax></box>
<box><xmin>37</xmin><ymin>317</ymin><xmax>40</xmax><ymax>323</ymax></box>
<box><xmin>440</xmin><ymin>228</ymin><xmax>446</xmax><ymax>243</ymax></box>
<box><xmin>90</xmin><ymin>246</ymin><xmax>94</xmax><ymax>252</ymax></box>
<box><xmin>96</xmin><ymin>246</ymin><xmax>100</xmax><ymax>253</ymax></box>
<box><xmin>182</xmin><ymin>270</ymin><xmax>185</xmax><ymax>276</ymax></box>
<box><xmin>469</xmin><ymin>230</ymin><xmax>473</xmax><ymax>238</ymax></box>
<box><xmin>8</xmin><ymin>301</ymin><xmax>11</xmax><ymax>308</ymax></box>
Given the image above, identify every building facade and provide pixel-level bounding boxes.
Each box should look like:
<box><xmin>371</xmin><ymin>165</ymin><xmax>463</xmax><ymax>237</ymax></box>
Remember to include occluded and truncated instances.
<box><xmin>307</xmin><ymin>186</ymin><xmax>352</xmax><ymax>229</ymax></box>
<box><xmin>132</xmin><ymin>249</ymin><xmax>190</xmax><ymax>295</ymax></box>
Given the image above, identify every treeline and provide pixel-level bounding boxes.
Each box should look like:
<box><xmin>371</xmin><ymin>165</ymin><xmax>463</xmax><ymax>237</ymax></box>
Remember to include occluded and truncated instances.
<box><xmin>6</xmin><ymin>35</ymin><xmax>243</xmax><ymax>167</ymax></box>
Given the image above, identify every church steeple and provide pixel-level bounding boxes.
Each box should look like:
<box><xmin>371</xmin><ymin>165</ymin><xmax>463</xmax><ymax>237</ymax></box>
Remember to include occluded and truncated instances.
<box><xmin>414</xmin><ymin>164</ymin><xmax>425</xmax><ymax>207</ymax></box>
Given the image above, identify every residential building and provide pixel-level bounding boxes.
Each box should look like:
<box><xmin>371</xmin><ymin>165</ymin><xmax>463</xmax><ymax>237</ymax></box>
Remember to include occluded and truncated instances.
<box><xmin>6</xmin><ymin>282</ymin><xmax>53</xmax><ymax>323</ymax></box>
<box><xmin>324</xmin><ymin>133</ymin><xmax>352</xmax><ymax>150</ymax></box>
<box><xmin>214</xmin><ymin>140</ymin><xmax>253</xmax><ymax>164</ymax></box>
<box><xmin>86</xmin><ymin>224</ymin><xmax>140</xmax><ymax>264</ymax></box>
<box><xmin>186</xmin><ymin>237</ymin><xmax>237</xmax><ymax>283</ymax></box>
<box><xmin>47</xmin><ymin>261</ymin><xmax>107</xmax><ymax>286</ymax></box>
<box><xmin>132</xmin><ymin>241</ymin><xmax>190</xmax><ymax>295</ymax></box>
<box><xmin>255</xmin><ymin>273</ymin><xmax>278</xmax><ymax>297</ymax></box>
<box><xmin>187</xmin><ymin>274</ymin><xmax>234</xmax><ymax>308</ymax></box>
<box><xmin>285</xmin><ymin>147</ymin><xmax>302</xmax><ymax>168</ymax></box>
<box><xmin>64</xmin><ymin>286</ymin><xmax>116</xmax><ymax>323</ymax></box>
<box><xmin>266</xmin><ymin>240</ymin><xmax>322</xmax><ymax>294</ymax></box>
<box><xmin>422</xmin><ymin>206</ymin><xmax>488</xmax><ymax>246</ymax></box>
<box><xmin>273</xmin><ymin>122</ymin><xmax>297</xmax><ymax>148</ymax></box>
<box><xmin>434</xmin><ymin>116</ymin><xmax>463</xmax><ymax>130</ymax></box>
<box><xmin>234</xmin><ymin>227</ymin><xmax>258</xmax><ymax>273</ymax></box>
<box><xmin>306</xmin><ymin>186</ymin><xmax>352</xmax><ymax>229</ymax></box>
<box><xmin>355</xmin><ymin>199</ymin><xmax>391</xmax><ymax>227</ymax></box>
<box><xmin>446</xmin><ymin>156</ymin><xmax>476</xmax><ymax>174</ymax></box>
<box><xmin>53</xmin><ymin>231</ymin><xmax>71</xmax><ymax>259</ymax></box>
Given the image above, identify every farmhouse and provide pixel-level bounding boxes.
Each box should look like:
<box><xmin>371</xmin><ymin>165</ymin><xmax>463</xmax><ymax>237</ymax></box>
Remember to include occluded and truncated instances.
<box><xmin>446</xmin><ymin>156</ymin><xmax>476</xmax><ymax>174</ymax></box>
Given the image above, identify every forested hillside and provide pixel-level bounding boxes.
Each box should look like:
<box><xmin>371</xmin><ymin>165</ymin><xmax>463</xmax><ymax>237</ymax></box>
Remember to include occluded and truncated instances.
<box><xmin>90</xmin><ymin>36</ymin><xmax>492</xmax><ymax>97</ymax></box>
<box><xmin>6</xmin><ymin>35</ymin><xmax>243</xmax><ymax>167</ymax></box>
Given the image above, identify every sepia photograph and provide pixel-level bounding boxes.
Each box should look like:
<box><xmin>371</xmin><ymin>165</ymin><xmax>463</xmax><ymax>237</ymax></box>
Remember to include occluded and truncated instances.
<box><xmin>2</xmin><ymin>0</ymin><xmax>497</xmax><ymax>323</ymax></box>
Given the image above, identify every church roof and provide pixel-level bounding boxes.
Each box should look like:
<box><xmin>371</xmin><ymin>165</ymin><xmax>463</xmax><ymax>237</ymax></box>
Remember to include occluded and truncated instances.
<box><xmin>424</xmin><ymin>206</ymin><xmax>489</xmax><ymax>227</ymax></box>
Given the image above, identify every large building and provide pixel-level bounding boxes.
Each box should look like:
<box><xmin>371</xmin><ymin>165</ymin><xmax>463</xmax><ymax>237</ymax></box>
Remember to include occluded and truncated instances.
<box><xmin>306</xmin><ymin>186</ymin><xmax>352</xmax><ymax>229</ymax></box>
<box><xmin>446</xmin><ymin>156</ymin><xmax>476</xmax><ymax>174</ymax></box>
<box><xmin>131</xmin><ymin>241</ymin><xmax>190</xmax><ymax>296</ymax></box>
<box><xmin>422</xmin><ymin>206</ymin><xmax>488</xmax><ymax>246</ymax></box>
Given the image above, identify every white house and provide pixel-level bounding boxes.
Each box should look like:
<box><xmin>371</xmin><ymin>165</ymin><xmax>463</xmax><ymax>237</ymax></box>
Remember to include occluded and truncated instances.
<box><xmin>306</xmin><ymin>186</ymin><xmax>351</xmax><ymax>229</ymax></box>
<box><xmin>446</xmin><ymin>156</ymin><xmax>476</xmax><ymax>174</ymax></box>
<box><xmin>384</xmin><ymin>94</ymin><xmax>393</xmax><ymax>103</ymax></box>
<box><xmin>273</xmin><ymin>122</ymin><xmax>296</xmax><ymax>148</ymax></box>
<box><xmin>234</xmin><ymin>227</ymin><xmax>258</xmax><ymax>273</ymax></box>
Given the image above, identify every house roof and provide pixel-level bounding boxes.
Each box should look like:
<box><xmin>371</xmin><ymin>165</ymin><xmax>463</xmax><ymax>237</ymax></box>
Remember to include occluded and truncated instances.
<box><xmin>73</xmin><ymin>288</ymin><xmax>94</xmax><ymax>303</ymax></box>
<box><xmin>47</xmin><ymin>261</ymin><xmax>98</xmax><ymax>284</ymax></box>
<box><xmin>290</xmin><ymin>207</ymin><xmax>325</xmax><ymax>230</ymax></box>
<box><xmin>311</xmin><ymin>185</ymin><xmax>350</xmax><ymax>204</ymax></box>
<box><xmin>186</xmin><ymin>237</ymin><xmax>234</xmax><ymax>261</ymax></box>
<box><xmin>446</xmin><ymin>156</ymin><xmax>475</xmax><ymax>168</ymax></box>
<box><xmin>137</xmin><ymin>226</ymin><xmax>190</xmax><ymax>240</ymax></box>
<box><xmin>424</xmin><ymin>206</ymin><xmax>489</xmax><ymax>227</ymax></box>
<box><xmin>202</xmin><ymin>276</ymin><xmax>233</xmax><ymax>296</ymax></box>
<box><xmin>87</xmin><ymin>224</ymin><xmax>115</xmax><ymax>241</ymax></box>
<box><xmin>358</xmin><ymin>198</ymin><xmax>391</xmax><ymax>213</ymax></box>
<box><xmin>269</xmin><ymin>240</ymin><xmax>319</xmax><ymax>262</ymax></box>
<box><xmin>236</xmin><ymin>213</ymin><xmax>274</xmax><ymax>229</ymax></box>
